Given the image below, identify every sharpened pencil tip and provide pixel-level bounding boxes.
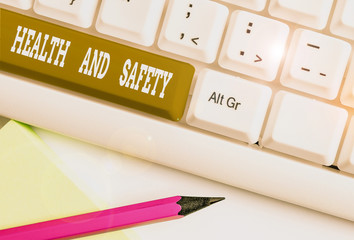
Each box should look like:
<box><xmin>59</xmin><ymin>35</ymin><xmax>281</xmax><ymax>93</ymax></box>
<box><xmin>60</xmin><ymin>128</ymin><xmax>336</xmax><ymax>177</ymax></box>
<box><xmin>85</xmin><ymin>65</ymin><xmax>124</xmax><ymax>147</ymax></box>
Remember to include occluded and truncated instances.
<box><xmin>177</xmin><ymin>196</ymin><xmax>225</xmax><ymax>216</ymax></box>
<box><xmin>209</xmin><ymin>197</ymin><xmax>225</xmax><ymax>205</ymax></box>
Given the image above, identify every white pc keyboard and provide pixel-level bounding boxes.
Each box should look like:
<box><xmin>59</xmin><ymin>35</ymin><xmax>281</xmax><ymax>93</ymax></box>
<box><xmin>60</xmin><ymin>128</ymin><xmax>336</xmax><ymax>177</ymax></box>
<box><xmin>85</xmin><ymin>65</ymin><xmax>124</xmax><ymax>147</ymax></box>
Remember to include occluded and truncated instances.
<box><xmin>0</xmin><ymin>0</ymin><xmax>354</xmax><ymax>221</ymax></box>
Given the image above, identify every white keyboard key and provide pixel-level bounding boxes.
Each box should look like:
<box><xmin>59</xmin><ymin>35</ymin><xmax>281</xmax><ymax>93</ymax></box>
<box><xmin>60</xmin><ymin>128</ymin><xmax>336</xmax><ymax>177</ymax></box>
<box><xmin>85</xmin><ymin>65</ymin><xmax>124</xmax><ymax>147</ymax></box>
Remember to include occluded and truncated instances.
<box><xmin>330</xmin><ymin>0</ymin><xmax>354</xmax><ymax>40</ymax></box>
<box><xmin>341</xmin><ymin>55</ymin><xmax>354</xmax><ymax>108</ymax></box>
<box><xmin>33</xmin><ymin>0</ymin><xmax>99</xmax><ymax>28</ymax></box>
<box><xmin>280</xmin><ymin>29</ymin><xmax>351</xmax><ymax>100</ymax></box>
<box><xmin>0</xmin><ymin>0</ymin><xmax>33</xmax><ymax>9</ymax></box>
<box><xmin>158</xmin><ymin>0</ymin><xmax>228</xmax><ymax>63</ymax></box>
<box><xmin>338</xmin><ymin>117</ymin><xmax>354</xmax><ymax>174</ymax></box>
<box><xmin>186</xmin><ymin>69</ymin><xmax>271</xmax><ymax>144</ymax></box>
<box><xmin>96</xmin><ymin>0</ymin><xmax>165</xmax><ymax>46</ymax></box>
<box><xmin>219</xmin><ymin>11</ymin><xmax>289</xmax><ymax>81</ymax></box>
<box><xmin>262</xmin><ymin>91</ymin><xmax>347</xmax><ymax>166</ymax></box>
<box><xmin>220</xmin><ymin>0</ymin><xmax>267</xmax><ymax>11</ymax></box>
<box><xmin>268</xmin><ymin>0</ymin><xmax>333</xmax><ymax>29</ymax></box>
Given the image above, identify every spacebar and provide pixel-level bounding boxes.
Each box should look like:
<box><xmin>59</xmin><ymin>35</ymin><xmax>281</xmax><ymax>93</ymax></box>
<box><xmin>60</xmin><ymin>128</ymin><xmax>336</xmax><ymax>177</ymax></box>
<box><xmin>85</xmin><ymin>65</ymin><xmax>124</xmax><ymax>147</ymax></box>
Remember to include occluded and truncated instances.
<box><xmin>1</xmin><ymin>72</ymin><xmax>354</xmax><ymax>222</ymax></box>
<box><xmin>0</xmin><ymin>9</ymin><xmax>194</xmax><ymax>121</ymax></box>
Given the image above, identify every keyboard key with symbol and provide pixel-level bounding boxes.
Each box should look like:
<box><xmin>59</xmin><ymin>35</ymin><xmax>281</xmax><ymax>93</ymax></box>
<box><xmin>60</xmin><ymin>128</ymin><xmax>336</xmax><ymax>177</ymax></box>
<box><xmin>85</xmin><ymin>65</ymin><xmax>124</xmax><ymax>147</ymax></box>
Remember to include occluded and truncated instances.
<box><xmin>262</xmin><ymin>91</ymin><xmax>347</xmax><ymax>166</ymax></box>
<box><xmin>280</xmin><ymin>29</ymin><xmax>351</xmax><ymax>100</ymax></box>
<box><xmin>158</xmin><ymin>0</ymin><xmax>228</xmax><ymax>63</ymax></box>
<box><xmin>219</xmin><ymin>11</ymin><xmax>289</xmax><ymax>81</ymax></box>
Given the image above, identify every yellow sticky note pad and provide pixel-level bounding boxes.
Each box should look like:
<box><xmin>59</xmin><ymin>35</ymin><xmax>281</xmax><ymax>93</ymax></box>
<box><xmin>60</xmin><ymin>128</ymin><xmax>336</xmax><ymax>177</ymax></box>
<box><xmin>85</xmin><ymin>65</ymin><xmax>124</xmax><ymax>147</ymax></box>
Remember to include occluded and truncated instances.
<box><xmin>0</xmin><ymin>120</ymin><xmax>131</xmax><ymax>239</ymax></box>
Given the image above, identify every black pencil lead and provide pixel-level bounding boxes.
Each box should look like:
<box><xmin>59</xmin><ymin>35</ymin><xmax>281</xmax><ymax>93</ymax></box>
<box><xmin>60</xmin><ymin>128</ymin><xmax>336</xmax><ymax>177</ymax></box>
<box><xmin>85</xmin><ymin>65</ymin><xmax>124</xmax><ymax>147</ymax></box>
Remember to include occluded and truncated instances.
<box><xmin>177</xmin><ymin>196</ymin><xmax>225</xmax><ymax>216</ymax></box>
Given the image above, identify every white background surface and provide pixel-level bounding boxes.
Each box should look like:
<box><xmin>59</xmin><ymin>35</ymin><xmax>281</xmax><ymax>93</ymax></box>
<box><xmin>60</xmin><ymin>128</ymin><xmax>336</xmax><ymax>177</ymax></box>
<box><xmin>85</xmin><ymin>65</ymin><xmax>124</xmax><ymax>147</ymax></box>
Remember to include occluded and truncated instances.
<box><xmin>26</xmin><ymin>125</ymin><xmax>354</xmax><ymax>240</ymax></box>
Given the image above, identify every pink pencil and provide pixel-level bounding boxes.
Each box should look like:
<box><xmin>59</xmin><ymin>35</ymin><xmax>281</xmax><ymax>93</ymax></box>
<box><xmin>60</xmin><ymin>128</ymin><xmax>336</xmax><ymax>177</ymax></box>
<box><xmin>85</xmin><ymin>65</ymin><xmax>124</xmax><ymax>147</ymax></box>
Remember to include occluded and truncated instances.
<box><xmin>0</xmin><ymin>196</ymin><xmax>224</xmax><ymax>240</ymax></box>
